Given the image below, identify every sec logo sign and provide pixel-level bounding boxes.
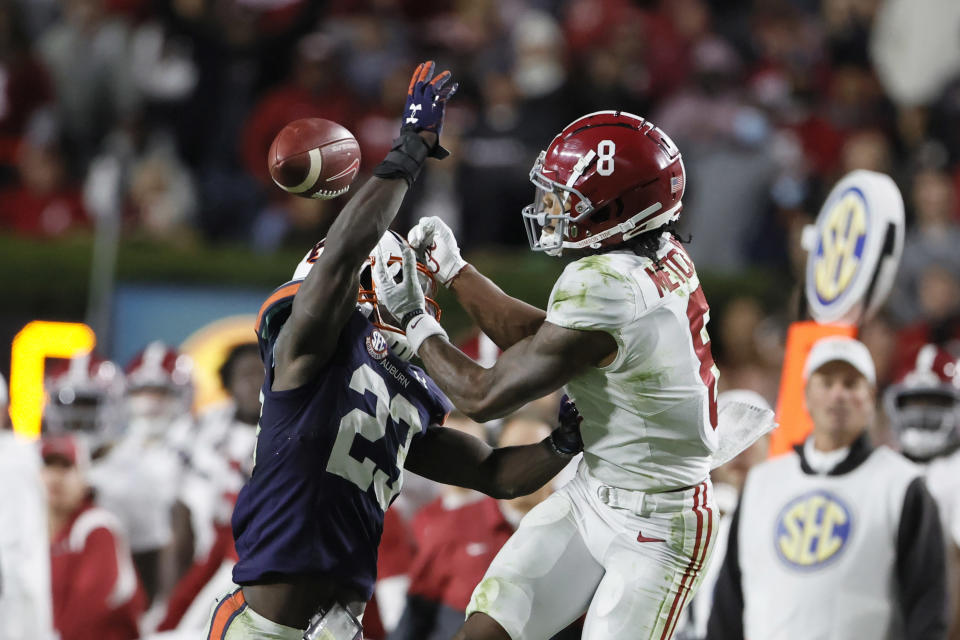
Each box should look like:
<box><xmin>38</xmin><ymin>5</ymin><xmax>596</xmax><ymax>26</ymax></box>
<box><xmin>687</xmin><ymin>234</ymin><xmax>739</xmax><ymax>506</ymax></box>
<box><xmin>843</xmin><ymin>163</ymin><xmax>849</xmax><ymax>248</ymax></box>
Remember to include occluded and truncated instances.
<box><xmin>775</xmin><ymin>490</ymin><xmax>852</xmax><ymax>570</ymax></box>
<box><xmin>802</xmin><ymin>170</ymin><xmax>904</xmax><ymax>326</ymax></box>
<box><xmin>812</xmin><ymin>189</ymin><xmax>868</xmax><ymax>306</ymax></box>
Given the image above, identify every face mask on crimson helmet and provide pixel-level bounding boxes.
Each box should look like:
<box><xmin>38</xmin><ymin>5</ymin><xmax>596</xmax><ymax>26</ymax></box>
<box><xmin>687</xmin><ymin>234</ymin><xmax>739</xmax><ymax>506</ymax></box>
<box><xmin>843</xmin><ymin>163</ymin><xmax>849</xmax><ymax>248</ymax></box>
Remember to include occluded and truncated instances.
<box><xmin>522</xmin><ymin>110</ymin><xmax>686</xmax><ymax>256</ymax></box>
<box><xmin>884</xmin><ymin>344</ymin><xmax>960</xmax><ymax>460</ymax></box>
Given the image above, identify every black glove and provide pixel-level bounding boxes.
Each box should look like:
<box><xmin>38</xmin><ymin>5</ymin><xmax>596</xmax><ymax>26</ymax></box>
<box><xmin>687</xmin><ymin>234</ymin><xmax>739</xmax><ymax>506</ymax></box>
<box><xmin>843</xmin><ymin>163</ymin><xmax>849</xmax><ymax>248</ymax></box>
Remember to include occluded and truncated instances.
<box><xmin>549</xmin><ymin>394</ymin><xmax>584</xmax><ymax>456</ymax></box>
<box><xmin>374</xmin><ymin>61</ymin><xmax>458</xmax><ymax>186</ymax></box>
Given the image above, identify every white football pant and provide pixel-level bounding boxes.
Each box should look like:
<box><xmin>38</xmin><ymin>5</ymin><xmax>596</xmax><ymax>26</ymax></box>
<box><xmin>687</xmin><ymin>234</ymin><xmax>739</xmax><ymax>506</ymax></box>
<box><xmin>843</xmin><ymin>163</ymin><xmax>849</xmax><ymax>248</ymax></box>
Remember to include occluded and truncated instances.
<box><xmin>466</xmin><ymin>464</ymin><xmax>717</xmax><ymax>640</ymax></box>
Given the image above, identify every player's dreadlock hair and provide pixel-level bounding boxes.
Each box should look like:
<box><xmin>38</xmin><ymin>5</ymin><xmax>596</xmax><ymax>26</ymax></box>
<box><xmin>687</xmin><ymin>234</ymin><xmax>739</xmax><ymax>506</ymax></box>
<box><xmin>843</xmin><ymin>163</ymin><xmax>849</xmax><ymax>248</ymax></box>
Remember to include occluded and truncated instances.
<box><xmin>584</xmin><ymin>197</ymin><xmax>690</xmax><ymax>267</ymax></box>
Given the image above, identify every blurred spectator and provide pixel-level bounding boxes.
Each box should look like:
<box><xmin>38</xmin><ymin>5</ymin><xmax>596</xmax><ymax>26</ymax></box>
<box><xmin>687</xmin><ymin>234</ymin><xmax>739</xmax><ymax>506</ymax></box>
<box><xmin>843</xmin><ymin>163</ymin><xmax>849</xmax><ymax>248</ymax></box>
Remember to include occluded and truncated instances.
<box><xmin>715</xmin><ymin>296</ymin><xmax>780</xmax><ymax>404</ymax></box>
<box><xmin>84</xmin><ymin>117</ymin><xmax>199</xmax><ymax>242</ymax></box>
<box><xmin>892</xmin><ymin>265</ymin><xmax>960</xmax><ymax>379</ymax></box>
<box><xmin>391</xmin><ymin>411</ymin><xmax>574</xmax><ymax>640</ymax></box>
<box><xmin>456</xmin><ymin>71</ymin><xmax>541</xmax><ymax>249</ymax></box>
<box><xmin>0</xmin><ymin>379</ymin><xmax>55</xmax><ymax>640</ymax></box>
<box><xmin>0</xmin><ymin>119</ymin><xmax>89</xmax><ymax>236</ymax></box>
<box><xmin>839</xmin><ymin>128</ymin><xmax>892</xmax><ymax>175</ymax></box>
<box><xmin>891</xmin><ymin>168</ymin><xmax>960</xmax><ymax>325</ymax></box>
<box><xmin>241</xmin><ymin>32</ymin><xmax>354</xmax><ymax>186</ymax></box>
<box><xmin>0</xmin><ymin>0</ymin><xmax>52</xmax><ymax>180</ymax></box>
<box><xmin>884</xmin><ymin>344</ymin><xmax>960</xmax><ymax>637</ymax></box>
<box><xmin>36</xmin><ymin>0</ymin><xmax>137</xmax><ymax>174</ymax></box>
<box><xmin>676</xmin><ymin>390</ymin><xmax>771</xmax><ymax>640</ymax></box>
<box><xmin>89</xmin><ymin>342</ymin><xmax>193</xmax><ymax>607</ymax></box>
<box><xmin>707</xmin><ymin>337</ymin><xmax>947</xmax><ymax>639</ymax></box>
<box><xmin>366</xmin><ymin>507</ymin><xmax>416</xmax><ymax>639</ymax></box>
<box><xmin>158</xmin><ymin>342</ymin><xmax>262</xmax><ymax>632</ymax></box>
<box><xmin>166</xmin><ymin>0</ymin><xmax>321</xmax><ymax>243</ymax></box>
<box><xmin>43</xmin><ymin>434</ymin><xmax>145</xmax><ymax>640</ymax></box>
<box><xmin>656</xmin><ymin>39</ymin><xmax>780</xmax><ymax>273</ymax></box>
<box><xmin>42</xmin><ymin>354</ymin><xmax>126</xmax><ymax>454</ymax></box>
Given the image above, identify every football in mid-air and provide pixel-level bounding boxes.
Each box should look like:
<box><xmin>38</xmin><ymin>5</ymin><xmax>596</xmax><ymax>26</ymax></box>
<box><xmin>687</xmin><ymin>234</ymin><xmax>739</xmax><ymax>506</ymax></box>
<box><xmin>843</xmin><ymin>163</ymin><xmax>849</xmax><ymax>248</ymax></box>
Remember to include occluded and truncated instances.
<box><xmin>268</xmin><ymin>118</ymin><xmax>361</xmax><ymax>199</ymax></box>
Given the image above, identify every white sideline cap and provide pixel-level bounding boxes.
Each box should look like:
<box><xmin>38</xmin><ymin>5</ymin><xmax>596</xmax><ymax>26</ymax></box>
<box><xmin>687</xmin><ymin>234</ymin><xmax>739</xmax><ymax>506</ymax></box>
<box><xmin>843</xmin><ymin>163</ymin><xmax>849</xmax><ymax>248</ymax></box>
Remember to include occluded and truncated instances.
<box><xmin>804</xmin><ymin>336</ymin><xmax>876</xmax><ymax>386</ymax></box>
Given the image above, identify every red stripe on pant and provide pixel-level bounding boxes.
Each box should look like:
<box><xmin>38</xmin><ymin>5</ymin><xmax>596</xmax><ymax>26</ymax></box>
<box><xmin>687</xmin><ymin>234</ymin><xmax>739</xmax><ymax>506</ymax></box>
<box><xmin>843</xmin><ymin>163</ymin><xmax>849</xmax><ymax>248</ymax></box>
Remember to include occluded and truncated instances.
<box><xmin>659</xmin><ymin>481</ymin><xmax>708</xmax><ymax>640</ymax></box>
<box><xmin>665</xmin><ymin>482</ymin><xmax>714</xmax><ymax>639</ymax></box>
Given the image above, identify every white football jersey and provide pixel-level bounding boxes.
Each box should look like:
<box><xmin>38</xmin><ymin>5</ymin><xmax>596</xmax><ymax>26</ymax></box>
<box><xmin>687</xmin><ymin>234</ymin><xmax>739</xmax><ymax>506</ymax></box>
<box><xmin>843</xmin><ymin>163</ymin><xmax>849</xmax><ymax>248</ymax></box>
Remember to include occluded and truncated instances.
<box><xmin>924</xmin><ymin>448</ymin><xmax>960</xmax><ymax>548</ymax></box>
<box><xmin>0</xmin><ymin>433</ymin><xmax>54</xmax><ymax>640</ymax></box>
<box><xmin>546</xmin><ymin>235</ymin><xmax>719</xmax><ymax>491</ymax></box>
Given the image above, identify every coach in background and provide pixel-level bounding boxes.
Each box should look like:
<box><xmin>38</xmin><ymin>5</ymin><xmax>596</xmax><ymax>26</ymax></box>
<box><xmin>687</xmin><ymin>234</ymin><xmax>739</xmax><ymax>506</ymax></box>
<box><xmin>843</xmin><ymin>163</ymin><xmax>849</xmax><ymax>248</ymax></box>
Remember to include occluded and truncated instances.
<box><xmin>707</xmin><ymin>336</ymin><xmax>947</xmax><ymax>640</ymax></box>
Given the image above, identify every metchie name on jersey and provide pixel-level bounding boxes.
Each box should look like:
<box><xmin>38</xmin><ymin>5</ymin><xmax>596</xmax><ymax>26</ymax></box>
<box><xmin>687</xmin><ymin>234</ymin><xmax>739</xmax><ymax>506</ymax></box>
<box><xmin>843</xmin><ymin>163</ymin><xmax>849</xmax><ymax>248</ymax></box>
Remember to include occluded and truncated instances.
<box><xmin>644</xmin><ymin>245</ymin><xmax>697</xmax><ymax>298</ymax></box>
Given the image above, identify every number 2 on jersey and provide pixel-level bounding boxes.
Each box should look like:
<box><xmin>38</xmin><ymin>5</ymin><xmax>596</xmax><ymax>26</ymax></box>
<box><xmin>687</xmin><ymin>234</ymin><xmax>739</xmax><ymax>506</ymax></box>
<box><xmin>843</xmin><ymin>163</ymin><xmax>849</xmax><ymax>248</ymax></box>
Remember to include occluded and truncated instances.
<box><xmin>327</xmin><ymin>364</ymin><xmax>422</xmax><ymax>510</ymax></box>
<box><xmin>686</xmin><ymin>286</ymin><xmax>719</xmax><ymax>428</ymax></box>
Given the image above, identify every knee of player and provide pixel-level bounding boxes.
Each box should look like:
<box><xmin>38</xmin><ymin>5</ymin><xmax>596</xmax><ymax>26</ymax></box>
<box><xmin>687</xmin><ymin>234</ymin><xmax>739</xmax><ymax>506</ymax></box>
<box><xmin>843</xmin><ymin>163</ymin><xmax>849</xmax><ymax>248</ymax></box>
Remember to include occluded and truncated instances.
<box><xmin>466</xmin><ymin>576</ymin><xmax>534</xmax><ymax>639</ymax></box>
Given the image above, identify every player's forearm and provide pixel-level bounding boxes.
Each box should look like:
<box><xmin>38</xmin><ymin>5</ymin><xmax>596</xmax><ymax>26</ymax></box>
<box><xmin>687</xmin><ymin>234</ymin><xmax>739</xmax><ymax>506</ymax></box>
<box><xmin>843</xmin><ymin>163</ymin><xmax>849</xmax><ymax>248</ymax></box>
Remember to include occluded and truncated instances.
<box><xmin>321</xmin><ymin>131</ymin><xmax>438</xmax><ymax>269</ymax></box>
<box><xmin>450</xmin><ymin>265</ymin><xmax>546</xmax><ymax>350</ymax></box>
<box><xmin>417</xmin><ymin>336</ymin><xmax>529</xmax><ymax>422</ymax></box>
<box><xmin>322</xmin><ymin>178</ymin><xmax>408</xmax><ymax>269</ymax></box>
<box><xmin>479</xmin><ymin>440</ymin><xmax>570</xmax><ymax>499</ymax></box>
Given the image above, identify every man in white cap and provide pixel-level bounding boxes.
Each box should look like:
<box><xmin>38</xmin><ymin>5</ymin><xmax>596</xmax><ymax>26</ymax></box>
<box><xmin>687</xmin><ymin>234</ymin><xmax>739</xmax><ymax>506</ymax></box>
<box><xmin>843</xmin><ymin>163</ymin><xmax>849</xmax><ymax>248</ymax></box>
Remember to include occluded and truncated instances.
<box><xmin>707</xmin><ymin>336</ymin><xmax>948</xmax><ymax>640</ymax></box>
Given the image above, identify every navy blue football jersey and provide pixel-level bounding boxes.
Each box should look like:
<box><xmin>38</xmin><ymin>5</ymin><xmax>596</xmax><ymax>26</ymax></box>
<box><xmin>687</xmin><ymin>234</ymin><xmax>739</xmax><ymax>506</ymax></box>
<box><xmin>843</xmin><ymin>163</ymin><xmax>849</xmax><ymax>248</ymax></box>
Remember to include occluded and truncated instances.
<box><xmin>232</xmin><ymin>283</ymin><xmax>451</xmax><ymax>597</ymax></box>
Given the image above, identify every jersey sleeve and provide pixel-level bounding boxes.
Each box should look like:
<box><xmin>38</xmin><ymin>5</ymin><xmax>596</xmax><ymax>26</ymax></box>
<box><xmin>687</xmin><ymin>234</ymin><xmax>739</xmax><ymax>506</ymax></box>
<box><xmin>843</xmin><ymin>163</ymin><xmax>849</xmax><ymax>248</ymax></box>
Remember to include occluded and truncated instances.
<box><xmin>546</xmin><ymin>256</ymin><xmax>638</xmax><ymax>331</ymax></box>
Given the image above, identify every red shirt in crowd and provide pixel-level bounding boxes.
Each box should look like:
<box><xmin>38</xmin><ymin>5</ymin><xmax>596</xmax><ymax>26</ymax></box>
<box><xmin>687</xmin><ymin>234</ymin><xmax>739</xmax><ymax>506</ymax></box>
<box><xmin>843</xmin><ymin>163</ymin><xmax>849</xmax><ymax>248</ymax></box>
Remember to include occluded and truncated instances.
<box><xmin>49</xmin><ymin>498</ymin><xmax>145</xmax><ymax>640</ymax></box>
<box><xmin>408</xmin><ymin>495</ymin><xmax>514</xmax><ymax>612</ymax></box>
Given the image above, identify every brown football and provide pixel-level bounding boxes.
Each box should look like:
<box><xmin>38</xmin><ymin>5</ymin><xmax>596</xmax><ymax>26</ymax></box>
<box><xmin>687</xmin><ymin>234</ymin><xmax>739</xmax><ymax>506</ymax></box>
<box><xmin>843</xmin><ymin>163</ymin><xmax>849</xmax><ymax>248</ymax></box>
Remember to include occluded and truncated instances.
<box><xmin>267</xmin><ymin>118</ymin><xmax>361</xmax><ymax>199</ymax></box>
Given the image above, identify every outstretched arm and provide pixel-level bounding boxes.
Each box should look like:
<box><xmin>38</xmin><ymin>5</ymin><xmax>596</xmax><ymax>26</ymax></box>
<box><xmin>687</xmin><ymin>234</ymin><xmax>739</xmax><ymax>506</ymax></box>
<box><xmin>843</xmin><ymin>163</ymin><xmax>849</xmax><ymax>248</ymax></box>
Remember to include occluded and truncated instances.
<box><xmin>273</xmin><ymin>62</ymin><xmax>456</xmax><ymax>390</ymax></box>
<box><xmin>418</xmin><ymin>321</ymin><xmax>614</xmax><ymax>422</ymax></box>
<box><xmin>373</xmin><ymin>243</ymin><xmax>617</xmax><ymax>421</ymax></box>
<box><xmin>405</xmin><ymin>396</ymin><xmax>583</xmax><ymax>498</ymax></box>
<box><xmin>408</xmin><ymin>217</ymin><xmax>545</xmax><ymax>350</ymax></box>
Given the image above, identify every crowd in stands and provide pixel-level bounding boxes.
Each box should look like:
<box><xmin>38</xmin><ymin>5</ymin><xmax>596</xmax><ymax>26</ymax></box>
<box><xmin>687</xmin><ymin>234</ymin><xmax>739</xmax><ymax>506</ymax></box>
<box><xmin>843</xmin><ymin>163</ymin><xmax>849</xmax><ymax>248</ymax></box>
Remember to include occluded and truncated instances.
<box><xmin>2</xmin><ymin>0</ymin><xmax>960</xmax><ymax>406</ymax></box>
<box><xmin>2</xmin><ymin>0</ymin><xmax>960</xmax><ymax>637</ymax></box>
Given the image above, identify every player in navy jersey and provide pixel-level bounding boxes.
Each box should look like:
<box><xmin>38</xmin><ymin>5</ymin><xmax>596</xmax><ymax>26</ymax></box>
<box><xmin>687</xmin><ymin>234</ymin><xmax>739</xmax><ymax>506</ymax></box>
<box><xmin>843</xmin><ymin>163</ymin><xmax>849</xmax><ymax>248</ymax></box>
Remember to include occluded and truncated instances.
<box><xmin>205</xmin><ymin>62</ymin><xmax>585</xmax><ymax>640</ymax></box>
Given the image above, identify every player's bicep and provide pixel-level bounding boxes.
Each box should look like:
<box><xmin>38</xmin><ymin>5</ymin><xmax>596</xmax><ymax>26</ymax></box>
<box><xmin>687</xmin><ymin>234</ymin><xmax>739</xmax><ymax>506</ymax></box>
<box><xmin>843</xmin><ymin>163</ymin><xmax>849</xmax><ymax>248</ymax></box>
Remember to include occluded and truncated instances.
<box><xmin>405</xmin><ymin>424</ymin><xmax>493</xmax><ymax>491</ymax></box>
<box><xmin>476</xmin><ymin>321</ymin><xmax>616</xmax><ymax>419</ymax></box>
<box><xmin>273</xmin><ymin>267</ymin><xmax>359</xmax><ymax>387</ymax></box>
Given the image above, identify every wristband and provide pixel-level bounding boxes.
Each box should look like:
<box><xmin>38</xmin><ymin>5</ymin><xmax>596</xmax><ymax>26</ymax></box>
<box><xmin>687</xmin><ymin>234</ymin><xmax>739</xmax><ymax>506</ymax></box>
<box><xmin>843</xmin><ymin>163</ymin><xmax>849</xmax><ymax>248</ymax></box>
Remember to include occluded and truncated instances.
<box><xmin>373</xmin><ymin>131</ymin><xmax>431</xmax><ymax>187</ymax></box>
<box><xmin>400</xmin><ymin>308</ymin><xmax>425</xmax><ymax>327</ymax></box>
<box><xmin>547</xmin><ymin>431</ymin><xmax>581</xmax><ymax>457</ymax></box>
<box><xmin>404</xmin><ymin>313</ymin><xmax>447</xmax><ymax>355</ymax></box>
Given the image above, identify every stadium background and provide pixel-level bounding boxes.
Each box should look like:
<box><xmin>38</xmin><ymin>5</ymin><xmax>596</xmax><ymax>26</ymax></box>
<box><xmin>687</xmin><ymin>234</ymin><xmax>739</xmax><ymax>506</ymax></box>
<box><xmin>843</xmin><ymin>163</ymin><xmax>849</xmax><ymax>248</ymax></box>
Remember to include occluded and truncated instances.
<box><xmin>1</xmin><ymin>0</ymin><xmax>960</xmax><ymax>637</ymax></box>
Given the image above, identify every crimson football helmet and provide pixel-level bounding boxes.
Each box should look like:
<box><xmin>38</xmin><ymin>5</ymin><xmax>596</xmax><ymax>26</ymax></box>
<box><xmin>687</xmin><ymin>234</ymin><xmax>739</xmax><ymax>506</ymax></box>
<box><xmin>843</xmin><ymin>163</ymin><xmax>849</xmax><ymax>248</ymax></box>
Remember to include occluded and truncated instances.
<box><xmin>124</xmin><ymin>342</ymin><xmax>194</xmax><ymax>423</ymax></box>
<box><xmin>884</xmin><ymin>344</ymin><xmax>960</xmax><ymax>460</ymax></box>
<box><xmin>44</xmin><ymin>354</ymin><xmax>125</xmax><ymax>445</ymax></box>
<box><xmin>292</xmin><ymin>231</ymin><xmax>441</xmax><ymax>360</ymax></box>
<box><xmin>522</xmin><ymin>110</ymin><xmax>686</xmax><ymax>255</ymax></box>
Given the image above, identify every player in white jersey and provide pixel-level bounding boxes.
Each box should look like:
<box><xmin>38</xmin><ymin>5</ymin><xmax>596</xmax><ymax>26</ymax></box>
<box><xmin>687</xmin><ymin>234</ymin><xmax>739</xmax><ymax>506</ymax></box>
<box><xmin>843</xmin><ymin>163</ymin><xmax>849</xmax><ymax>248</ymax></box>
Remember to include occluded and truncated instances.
<box><xmin>373</xmin><ymin>111</ymin><xmax>721</xmax><ymax>639</ymax></box>
<box><xmin>884</xmin><ymin>343</ymin><xmax>960</xmax><ymax>635</ymax></box>
<box><xmin>0</xmin><ymin>374</ymin><xmax>56</xmax><ymax>640</ymax></box>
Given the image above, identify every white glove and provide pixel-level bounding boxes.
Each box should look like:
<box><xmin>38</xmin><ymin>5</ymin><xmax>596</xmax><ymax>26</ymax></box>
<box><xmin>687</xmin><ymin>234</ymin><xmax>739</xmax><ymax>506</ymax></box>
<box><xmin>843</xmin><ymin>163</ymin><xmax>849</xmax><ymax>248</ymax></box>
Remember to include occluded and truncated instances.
<box><xmin>407</xmin><ymin>216</ymin><xmax>467</xmax><ymax>287</ymax></box>
<box><xmin>373</xmin><ymin>242</ymin><xmax>447</xmax><ymax>355</ymax></box>
<box><xmin>373</xmin><ymin>242</ymin><xmax>424</xmax><ymax>322</ymax></box>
